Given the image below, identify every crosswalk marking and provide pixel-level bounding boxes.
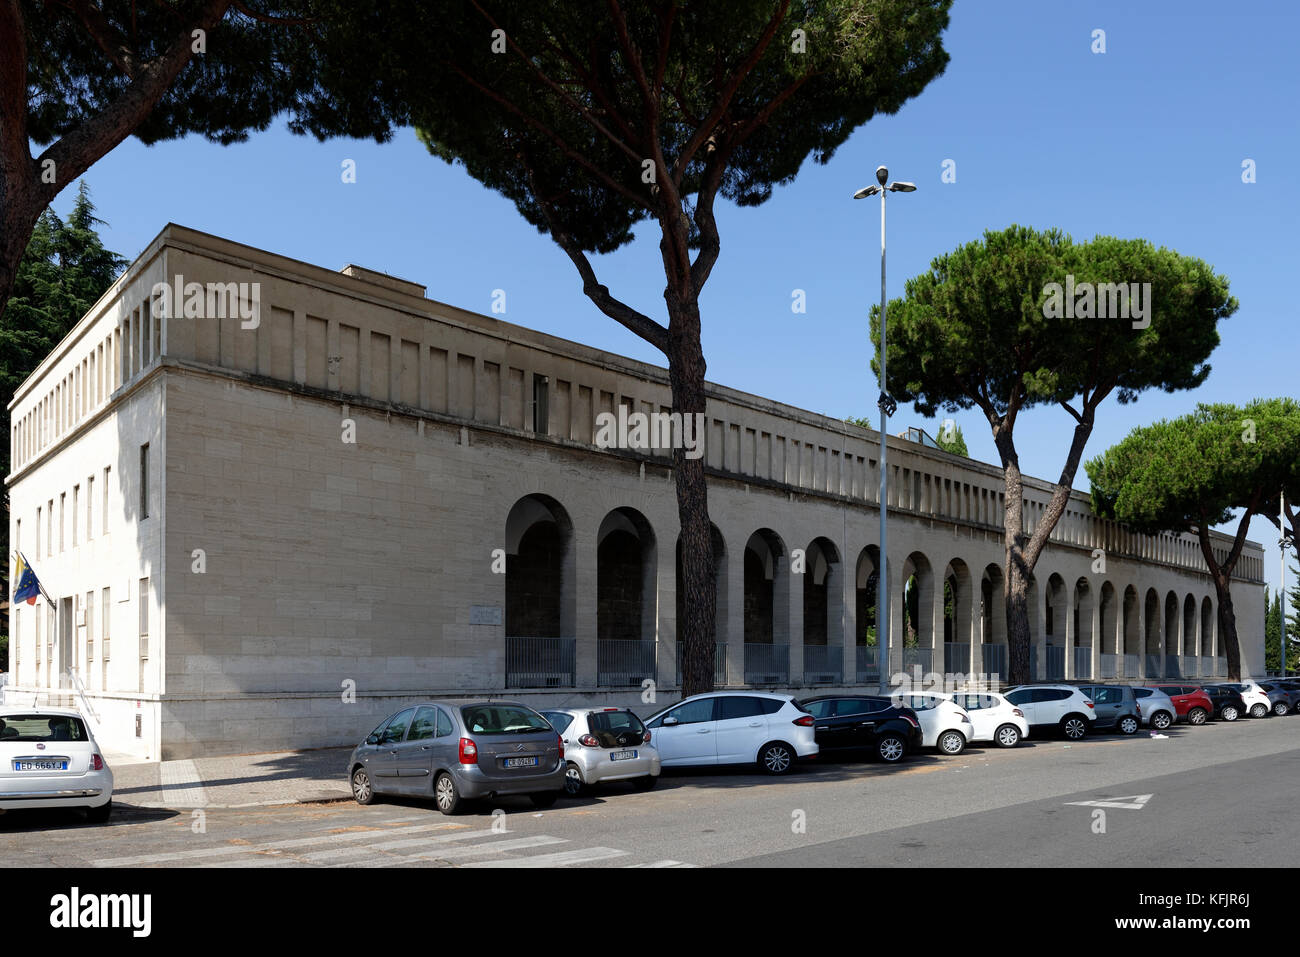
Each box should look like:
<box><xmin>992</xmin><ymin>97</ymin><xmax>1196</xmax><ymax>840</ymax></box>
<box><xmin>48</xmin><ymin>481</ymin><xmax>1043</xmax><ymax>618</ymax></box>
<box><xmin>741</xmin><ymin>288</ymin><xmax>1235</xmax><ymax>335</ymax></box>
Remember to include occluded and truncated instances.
<box><xmin>464</xmin><ymin>846</ymin><xmax>629</xmax><ymax>868</ymax></box>
<box><xmin>625</xmin><ymin>860</ymin><xmax>697</xmax><ymax>868</ymax></box>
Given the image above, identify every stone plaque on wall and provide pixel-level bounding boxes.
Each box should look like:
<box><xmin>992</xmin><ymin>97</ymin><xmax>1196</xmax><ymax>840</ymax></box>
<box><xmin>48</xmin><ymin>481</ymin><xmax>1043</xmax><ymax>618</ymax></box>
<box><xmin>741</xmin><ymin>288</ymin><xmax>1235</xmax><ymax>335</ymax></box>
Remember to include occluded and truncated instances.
<box><xmin>470</xmin><ymin>605</ymin><xmax>503</xmax><ymax>626</ymax></box>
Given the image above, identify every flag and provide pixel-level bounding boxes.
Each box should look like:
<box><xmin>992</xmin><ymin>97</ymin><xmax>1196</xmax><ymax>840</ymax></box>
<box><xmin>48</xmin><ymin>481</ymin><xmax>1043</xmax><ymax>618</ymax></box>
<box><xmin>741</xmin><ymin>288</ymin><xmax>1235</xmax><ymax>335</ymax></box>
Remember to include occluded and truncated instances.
<box><xmin>13</xmin><ymin>551</ymin><xmax>51</xmax><ymax>606</ymax></box>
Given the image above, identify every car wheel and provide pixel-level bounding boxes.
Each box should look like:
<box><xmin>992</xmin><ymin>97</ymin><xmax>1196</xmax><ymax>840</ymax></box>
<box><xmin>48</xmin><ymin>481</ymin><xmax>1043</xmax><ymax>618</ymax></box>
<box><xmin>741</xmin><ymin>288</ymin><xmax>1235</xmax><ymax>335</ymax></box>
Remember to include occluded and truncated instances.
<box><xmin>994</xmin><ymin>723</ymin><xmax>1021</xmax><ymax>748</ymax></box>
<box><xmin>633</xmin><ymin>774</ymin><xmax>658</xmax><ymax>791</ymax></box>
<box><xmin>759</xmin><ymin>741</ymin><xmax>796</xmax><ymax>775</ymax></box>
<box><xmin>85</xmin><ymin>800</ymin><xmax>112</xmax><ymax>824</ymax></box>
<box><xmin>530</xmin><ymin>791</ymin><xmax>559</xmax><ymax>809</ymax></box>
<box><xmin>1118</xmin><ymin>715</ymin><xmax>1140</xmax><ymax>735</ymax></box>
<box><xmin>1221</xmin><ymin>705</ymin><xmax>1239</xmax><ymax>722</ymax></box>
<box><xmin>434</xmin><ymin>771</ymin><xmax>463</xmax><ymax>815</ymax></box>
<box><xmin>563</xmin><ymin>762</ymin><xmax>587</xmax><ymax>798</ymax></box>
<box><xmin>1187</xmin><ymin>707</ymin><xmax>1207</xmax><ymax>725</ymax></box>
<box><xmin>1250</xmin><ymin>703</ymin><xmax>1268</xmax><ymax>719</ymax></box>
<box><xmin>351</xmin><ymin>767</ymin><xmax>376</xmax><ymax>806</ymax></box>
<box><xmin>877</xmin><ymin>734</ymin><xmax>907</xmax><ymax>762</ymax></box>
<box><xmin>937</xmin><ymin>729</ymin><xmax>966</xmax><ymax>755</ymax></box>
<box><xmin>1151</xmin><ymin>711</ymin><xmax>1173</xmax><ymax>731</ymax></box>
<box><xmin>1274</xmin><ymin>701</ymin><xmax>1290</xmax><ymax>717</ymax></box>
<box><xmin>1060</xmin><ymin>715</ymin><xmax>1088</xmax><ymax>740</ymax></box>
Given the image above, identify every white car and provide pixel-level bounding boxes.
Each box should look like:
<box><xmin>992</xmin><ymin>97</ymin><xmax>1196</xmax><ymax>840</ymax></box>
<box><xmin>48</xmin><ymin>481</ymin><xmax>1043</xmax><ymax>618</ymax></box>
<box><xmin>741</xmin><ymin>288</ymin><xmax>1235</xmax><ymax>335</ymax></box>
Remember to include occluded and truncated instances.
<box><xmin>888</xmin><ymin>691</ymin><xmax>976</xmax><ymax>755</ymax></box>
<box><xmin>947</xmin><ymin>691</ymin><xmax>1030</xmax><ymax>748</ymax></box>
<box><xmin>1215</xmin><ymin>682</ymin><xmax>1272</xmax><ymax>719</ymax></box>
<box><xmin>0</xmin><ymin>707</ymin><xmax>114</xmax><ymax>822</ymax></box>
<box><xmin>1003</xmin><ymin>684</ymin><xmax>1097</xmax><ymax>740</ymax></box>
<box><xmin>644</xmin><ymin>692</ymin><xmax>818</xmax><ymax>775</ymax></box>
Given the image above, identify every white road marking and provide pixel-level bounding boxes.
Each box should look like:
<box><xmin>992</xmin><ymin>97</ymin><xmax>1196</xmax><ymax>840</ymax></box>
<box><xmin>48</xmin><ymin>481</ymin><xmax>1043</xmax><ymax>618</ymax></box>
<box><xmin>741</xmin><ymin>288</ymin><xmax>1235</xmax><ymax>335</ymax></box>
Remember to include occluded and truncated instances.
<box><xmin>464</xmin><ymin>846</ymin><xmax>629</xmax><ymax>868</ymax></box>
<box><xmin>626</xmin><ymin>860</ymin><xmax>697</xmax><ymax>868</ymax></box>
<box><xmin>1064</xmin><ymin>793</ymin><xmax>1153</xmax><ymax>810</ymax></box>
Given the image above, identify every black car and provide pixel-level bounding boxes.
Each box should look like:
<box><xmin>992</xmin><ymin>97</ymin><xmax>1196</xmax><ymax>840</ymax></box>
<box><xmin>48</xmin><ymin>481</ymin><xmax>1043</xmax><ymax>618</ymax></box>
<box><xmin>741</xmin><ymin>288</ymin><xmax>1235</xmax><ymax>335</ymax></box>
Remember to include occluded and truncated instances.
<box><xmin>799</xmin><ymin>695</ymin><xmax>923</xmax><ymax>763</ymax></box>
<box><xmin>1199</xmin><ymin>685</ymin><xmax>1246</xmax><ymax>722</ymax></box>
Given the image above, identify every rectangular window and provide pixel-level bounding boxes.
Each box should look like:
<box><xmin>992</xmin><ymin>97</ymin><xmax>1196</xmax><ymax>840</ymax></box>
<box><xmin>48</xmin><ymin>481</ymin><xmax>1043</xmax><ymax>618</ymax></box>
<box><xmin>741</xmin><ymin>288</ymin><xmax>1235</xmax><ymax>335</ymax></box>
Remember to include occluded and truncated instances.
<box><xmin>139</xmin><ymin>577</ymin><xmax>149</xmax><ymax>660</ymax></box>
<box><xmin>532</xmin><ymin>375</ymin><xmax>550</xmax><ymax>435</ymax></box>
<box><xmin>58</xmin><ymin>492</ymin><xmax>65</xmax><ymax>552</ymax></box>
<box><xmin>140</xmin><ymin>443</ymin><xmax>149</xmax><ymax>519</ymax></box>
<box><xmin>86</xmin><ymin>475</ymin><xmax>94</xmax><ymax>541</ymax></box>
<box><xmin>102</xmin><ymin>587</ymin><xmax>111</xmax><ymax>661</ymax></box>
<box><xmin>85</xmin><ymin>590</ymin><xmax>94</xmax><ymax>662</ymax></box>
<box><xmin>72</xmin><ymin>485</ymin><xmax>79</xmax><ymax>546</ymax></box>
<box><xmin>103</xmin><ymin>466</ymin><xmax>111</xmax><ymax>535</ymax></box>
<box><xmin>33</xmin><ymin>509</ymin><xmax>38</xmax><ymax>557</ymax></box>
<box><xmin>47</xmin><ymin>499</ymin><xmax>53</xmax><ymax>556</ymax></box>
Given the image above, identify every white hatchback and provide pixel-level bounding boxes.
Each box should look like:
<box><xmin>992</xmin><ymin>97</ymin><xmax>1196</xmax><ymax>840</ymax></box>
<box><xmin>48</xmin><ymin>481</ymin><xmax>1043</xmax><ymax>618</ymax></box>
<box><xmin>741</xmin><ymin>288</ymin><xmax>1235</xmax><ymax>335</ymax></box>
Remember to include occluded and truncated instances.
<box><xmin>946</xmin><ymin>691</ymin><xmax>1030</xmax><ymax>748</ymax></box>
<box><xmin>888</xmin><ymin>691</ymin><xmax>976</xmax><ymax>755</ymax></box>
<box><xmin>0</xmin><ymin>707</ymin><xmax>114</xmax><ymax>822</ymax></box>
<box><xmin>644</xmin><ymin>692</ymin><xmax>818</xmax><ymax>774</ymax></box>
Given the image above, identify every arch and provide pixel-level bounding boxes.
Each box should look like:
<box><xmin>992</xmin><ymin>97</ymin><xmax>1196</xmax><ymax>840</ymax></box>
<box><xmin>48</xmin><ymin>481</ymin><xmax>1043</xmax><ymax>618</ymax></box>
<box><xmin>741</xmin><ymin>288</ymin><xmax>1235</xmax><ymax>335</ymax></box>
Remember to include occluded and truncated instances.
<box><xmin>1073</xmin><ymin>577</ymin><xmax>1095</xmax><ymax>679</ymax></box>
<box><xmin>1100</xmin><ymin>581</ymin><xmax>1119</xmax><ymax>655</ymax></box>
<box><xmin>596</xmin><ymin>508</ymin><xmax>657</xmax><ymax>644</ymax></box>
<box><xmin>901</xmin><ymin>551</ymin><xmax>935</xmax><ymax>667</ymax></box>
<box><xmin>1045</xmin><ymin>573</ymin><xmax>1068</xmax><ymax>643</ymax></box>
<box><xmin>942</xmin><ymin>558</ymin><xmax>974</xmax><ymax>674</ymax></box>
<box><xmin>1201</xmin><ymin>596</ymin><xmax>1215</xmax><ymax>660</ymax></box>
<box><xmin>743</xmin><ymin>528</ymin><xmax>787</xmax><ymax>646</ymax></box>
<box><xmin>1122</xmin><ymin>585</ymin><xmax>1141</xmax><ymax>658</ymax></box>
<box><xmin>504</xmin><ymin>494</ymin><xmax>574</xmax><ymax>638</ymax></box>
<box><xmin>979</xmin><ymin>563</ymin><xmax>1008</xmax><ymax>679</ymax></box>
<box><xmin>1144</xmin><ymin>588</ymin><xmax>1163</xmax><ymax>677</ymax></box>
<box><xmin>801</xmin><ymin>537</ymin><xmax>842</xmax><ymax>647</ymax></box>
<box><xmin>1183</xmin><ymin>594</ymin><xmax>1197</xmax><ymax>657</ymax></box>
<box><xmin>1164</xmin><ymin>591</ymin><xmax>1180</xmax><ymax>675</ymax></box>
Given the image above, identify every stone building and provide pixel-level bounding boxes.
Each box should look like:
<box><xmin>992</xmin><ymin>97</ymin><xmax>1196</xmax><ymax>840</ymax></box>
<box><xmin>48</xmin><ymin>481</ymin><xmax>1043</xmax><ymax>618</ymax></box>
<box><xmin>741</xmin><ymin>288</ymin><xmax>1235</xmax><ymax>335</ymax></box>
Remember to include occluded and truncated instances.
<box><xmin>5</xmin><ymin>225</ymin><xmax>1266</xmax><ymax>759</ymax></box>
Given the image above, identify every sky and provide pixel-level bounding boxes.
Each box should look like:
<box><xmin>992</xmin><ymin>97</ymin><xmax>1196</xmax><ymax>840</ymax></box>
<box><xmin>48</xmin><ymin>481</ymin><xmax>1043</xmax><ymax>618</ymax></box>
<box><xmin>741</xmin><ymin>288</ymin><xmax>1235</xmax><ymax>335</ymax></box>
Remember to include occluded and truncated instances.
<box><xmin>41</xmin><ymin>0</ymin><xmax>1299</xmax><ymax>599</ymax></box>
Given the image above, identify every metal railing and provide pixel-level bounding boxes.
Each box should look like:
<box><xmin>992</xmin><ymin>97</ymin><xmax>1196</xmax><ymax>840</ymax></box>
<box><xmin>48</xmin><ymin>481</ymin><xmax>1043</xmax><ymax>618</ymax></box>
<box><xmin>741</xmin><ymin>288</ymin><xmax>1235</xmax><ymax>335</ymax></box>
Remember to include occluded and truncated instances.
<box><xmin>944</xmin><ymin>643</ymin><xmax>970</xmax><ymax>674</ymax></box>
<box><xmin>983</xmin><ymin>644</ymin><xmax>1008</xmax><ymax>680</ymax></box>
<box><xmin>1123</xmin><ymin>654</ymin><xmax>1140</xmax><ymax>677</ymax></box>
<box><xmin>1145</xmin><ymin>654</ymin><xmax>1162</xmax><ymax>678</ymax></box>
<box><xmin>505</xmin><ymin>637</ymin><xmax>576</xmax><ymax>689</ymax></box>
<box><xmin>901</xmin><ymin>647</ymin><xmax>932</xmax><ymax>673</ymax></box>
<box><xmin>802</xmin><ymin>644</ymin><xmax>843</xmax><ymax>684</ymax></box>
<box><xmin>1100</xmin><ymin>654</ymin><xmax>1120</xmax><ymax>679</ymax></box>
<box><xmin>1215</xmin><ymin>656</ymin><xmax>1227</xmax><ymax>677</ymax></box>
<box><xmin>1073</xmin><ymin>647</ymin><xmax>1093</xmax><ymax>680</ymax></box>
<box><xmin>1045</xmin><ymin>646</ymin><xmax>1065</xmax><ymax>681</ymax></box>
<box><xmin>1181</xmin><ymin>655</ymin><xmax>1197</xmax><ymax>678</ymax></box>
<box><xmin>1163</xmin><ymin>656</ymin><xmax>1182</xmax><ymax>679</ymax></box>
<box><xmin>597</xmin><ymin>640</ymin><xmax>656</xmax><ymax>687</ymax></box>
<box><xmin>744</xmin><ymin>643</ymin><xmax>789</xmax><ymax>684</ymax></box>
<box><xmin>676</xmin><ymin>640</ymin><xmax>728</xmax><ymax>686</ymax></box>
<box><xmin>1200</xmin><ymin>656</ymin><xmax>1214</xmax><ymax>678</ymax></box>
<box><xmin>855</xmin><ymin>645</ymin><xmax>881</xmax><ymax>685</ymax></box>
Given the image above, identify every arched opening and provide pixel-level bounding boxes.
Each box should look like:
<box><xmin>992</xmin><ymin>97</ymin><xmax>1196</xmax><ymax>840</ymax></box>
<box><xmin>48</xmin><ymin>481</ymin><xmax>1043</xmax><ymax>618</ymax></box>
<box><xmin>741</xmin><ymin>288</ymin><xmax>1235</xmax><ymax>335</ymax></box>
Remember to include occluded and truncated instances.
<box><xmin>901</xmin><ymin>551</ymin><xmax>934</xmax><ymax>673</ymax></box>
<box><xmin>1144</xmin><ymin>587</ymin><xmax>1163</xmax><ymax>678</ymax></box>
<box><xmin>744</xmin><ymin>528</ymin><xmax>789</xmax><ymax>683</ymax></box>
<box><xmin>801</xmin><ymin>537</ymin><xmax>843</xmax><ymax>683</ymax></box>
<box><xmin>1163</xmin><ymin>591</ymin><xmax>1180</xmax><ymax>678</ymax></box>
<box><xmin>1121</xmin><ymin>585</ymin><xmax>1140</xmax><ymax>676</ymax></box>
<box><xmin>1073</xmin><ymin>577</ymin><xmax>1095</xmax><ymax>679</ymax></box>
<box><xmin>1043</xmin><ymin>573</ymin><xmax>1067</xmax><ymax>680</ymax></box>
<box><xmin>597</xmin><ymin>508</ymin><xmax>656</xmax><ymax>686</ymax></box>
<box><xmin>676</xmin><ymin>523</ymin><xmax>727</xmax><ymax>686</ymax></box>
<box><xmin>855</xmin><ymin>546</ymin><xmax>882</xmax><ymax>683</ymax></box>
<box><xmin>504</xmin><ymin>494</ymin><xmax>575</xmax><ymax>687</ymax></box>
<box><xmin>981</xmin><ymin>563</ymin><xmax>1008</xmax><ymax>679</ymax></box>
<box><xmin>942</xmin><ymin>559</ymin><xmax>973</xmax><ymax>675</ymax></box>
<box><xmin>1100</xmin><ymin>581</ymin><xmax>1119</xmax><ymax>676</ymax></box>
<box><xmin>1183</xmin><ymin>594</ymin><xmax>1197</xmax><ymax>673</ymax></box>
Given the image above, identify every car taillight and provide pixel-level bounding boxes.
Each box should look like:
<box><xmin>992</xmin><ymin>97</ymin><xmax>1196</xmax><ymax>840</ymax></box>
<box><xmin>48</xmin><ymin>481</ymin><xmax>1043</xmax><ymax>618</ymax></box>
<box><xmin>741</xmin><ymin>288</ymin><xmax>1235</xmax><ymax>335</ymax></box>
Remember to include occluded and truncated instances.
<box><xmin>1012</xmin><ymin>708</ymin><xmax>1024</xmax><ymax>718</ymax></box>
<box><xmin>902</xmin><ymin>715</ymin><xmax>920</xmax><ymax>729</ymax></box>
<box><xmin>579</xmin><ymin>734</ymin><xmax>599</xmax><ymax>748</ymax></box>
<box><xmin>793</xmin><ymin>715</ymin><xmax>815</xmax><ymax>727</ymax></box>
<box><xmin>557</xmin><ymin>734</ymin><xmax>564</xmax><ymax>758</ymax></box>
<box><xmin>90</xmin><ymin>754</ymin><xmax>104</xmax><ymax>771</ymax></box>
<box><xmin>1136</xmin><ymin>704</ymin><xmax>1141</xmax><ymax>714</ymax></box>
<box><xmin>642</xmin><ymin>730</ymin><xmax>652</xmax><ymax>744</ymax></box>
<box><xmin>1086</xmin><ymin>701</ymin><xmax>1095</xmax><ymax>708</ymax></box>
<box><xmin>458</xmin><ymin>737</ymin><xmax>478</xmax><ymax>764</ymax></box>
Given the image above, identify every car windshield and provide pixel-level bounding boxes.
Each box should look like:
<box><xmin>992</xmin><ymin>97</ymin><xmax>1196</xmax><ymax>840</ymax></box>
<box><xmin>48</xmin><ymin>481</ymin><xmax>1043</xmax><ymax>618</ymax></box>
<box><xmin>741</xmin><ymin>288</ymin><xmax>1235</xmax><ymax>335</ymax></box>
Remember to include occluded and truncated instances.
<box><xmin>461</xmin><ymin>705</ymin><xmax>552</xmax><ymax>735</ymax></box>
<box><xmin>0</xmin><ymin>714</ymin><xmax>89</xmax><ymax>742</ymax></box>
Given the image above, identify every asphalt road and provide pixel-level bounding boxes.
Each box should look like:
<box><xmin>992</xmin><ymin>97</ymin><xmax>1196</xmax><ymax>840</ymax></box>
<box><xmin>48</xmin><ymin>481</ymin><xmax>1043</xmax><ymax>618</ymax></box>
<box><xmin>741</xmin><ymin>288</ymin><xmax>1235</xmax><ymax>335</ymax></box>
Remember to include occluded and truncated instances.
<box><xmin>4</xmin><ymin>714</ymin><xmax>1298</xmax><ymax>868</ymax></box>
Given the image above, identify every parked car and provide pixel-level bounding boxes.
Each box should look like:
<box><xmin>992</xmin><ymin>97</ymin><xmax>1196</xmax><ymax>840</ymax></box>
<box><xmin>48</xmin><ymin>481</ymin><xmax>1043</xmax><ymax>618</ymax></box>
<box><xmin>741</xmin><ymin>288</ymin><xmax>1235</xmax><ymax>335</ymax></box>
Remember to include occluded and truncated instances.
<box><xmin>349</xmin><ymin>701</ymin><xmax>566</xmax><ymax>815</ymax></box>
<box><xmin>643</xmin><ymin>692</ymin><xmax>818</xmax><ymax>775</ymax></box>
<box><xmin>1134</xmin><ymin>687</ymin><xmax>1177</xmax><ymax>730</ymax></box>
<box><xmin>1003</xmin><ymin>684</ymin><xmax>1096</xmax><ymax>740</ymax></box>
<box><xmin>1255</xmin><ymin>682</ymin><xmax>1298</xmax><ymax>716</ymax></box>
<box><xmin>947</xmin><ymin>691</ymin><xmax>1030</xmax><ymax>748</ymax></box>
<box><xmin>800</xmin><ymin>695</ymin><xmax>923</xmax><ymax>762</ymax></box>
<box><xmin>1198</xmin><ymin>685</ymin><xmax>1245</xmax><ymax>722</ymax></box>
<box><xmin>0</xmin><ymin>707</ymin><xmax>114</xmax><ymax>823</ymax></box>
<box><xmin>1077</xmin><ymin>684</ymin><xmax>1143</xmax><ymax>735</ymax></box>
<box><xmin>540</xmin><ymin>707</ymin><xmax>660</xmax><ymax>796</ymax></box>
<box><xmin>1208</xmin><ymin>682</ymin><xmax>1271</xmax><ymax>719</ymax></box>
<box><xmin>888</xmin><ymin>691</ymin><xmax>975</xmax><ymax>755</ymax></box>
<box><xmin>1151</xmin><ymin>684</ymin><xmax>1214</xmax><ymax>725</ymax></box>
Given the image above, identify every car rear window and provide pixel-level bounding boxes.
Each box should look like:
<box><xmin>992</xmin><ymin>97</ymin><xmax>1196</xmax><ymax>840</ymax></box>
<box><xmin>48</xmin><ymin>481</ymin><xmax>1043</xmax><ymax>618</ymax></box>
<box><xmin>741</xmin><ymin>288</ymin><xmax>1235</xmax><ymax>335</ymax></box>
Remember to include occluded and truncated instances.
<box><xmin>543</xmin><ymin>712</ymin><xmax>574</xmax><ymax>734</ymax></box>
<box><xmin>587</xmin><ymin>710</ymin><xmax>645</xmax><ymax>745</ymax></box>
<box><xmin>0</xmin><ymin>714</ymin><xmax>89</xmax><ymax>742</ymax></box>
<box><xmin>1134</xmin><ymin>688</ymin><xmax>1152</xmax><ymax>698</ymax></box>
<box><xmin>461</xmin><ymin>705</ymin><xmax>552</xmax><ymax>735</ymax></box>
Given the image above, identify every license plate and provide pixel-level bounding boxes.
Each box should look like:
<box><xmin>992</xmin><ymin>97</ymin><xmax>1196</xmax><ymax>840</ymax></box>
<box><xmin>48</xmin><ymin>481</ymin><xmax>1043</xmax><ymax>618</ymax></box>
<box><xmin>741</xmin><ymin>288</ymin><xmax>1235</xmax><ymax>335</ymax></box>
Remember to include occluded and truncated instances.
<box><xmin>15</xmin><ymin>760</ymin><xmax>68</xmax><ymax>771</ymax></box>
<box><xmin>610</xmin><ymin>750</ymin><xmax>637</xmax><ymax>761</ymax></box>
<box><xmin>504</xmin><ymin>756</ymin><xmax>538</xmax><ymax>768</ymax></box>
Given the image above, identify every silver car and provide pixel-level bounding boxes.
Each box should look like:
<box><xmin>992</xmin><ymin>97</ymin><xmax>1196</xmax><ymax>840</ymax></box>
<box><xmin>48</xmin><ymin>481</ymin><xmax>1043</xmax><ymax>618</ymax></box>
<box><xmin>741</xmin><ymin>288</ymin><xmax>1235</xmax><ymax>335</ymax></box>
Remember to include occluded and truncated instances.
<box><xmin>1134</xmin><ymin>687</ymin><xmax>1177</xmax><ymax>730</ymax></box>
<box><xmin>541</xmin><ymin>708</ymin><xmax>661</xmax><ymax>796</ymax></box>
<box><xmin>349</xmin><ymin>701</ymin><xmax>566</xmax><ymax>815</ymax></box>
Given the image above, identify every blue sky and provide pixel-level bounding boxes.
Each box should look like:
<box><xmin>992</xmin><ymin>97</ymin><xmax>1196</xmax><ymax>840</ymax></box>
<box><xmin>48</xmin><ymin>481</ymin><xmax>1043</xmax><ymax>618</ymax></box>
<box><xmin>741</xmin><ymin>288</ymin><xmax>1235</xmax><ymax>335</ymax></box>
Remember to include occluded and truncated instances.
<box><xmin>45</xmin><ymin>0</ymin><xmax>1299</xmax><ymax>598</ymax></box>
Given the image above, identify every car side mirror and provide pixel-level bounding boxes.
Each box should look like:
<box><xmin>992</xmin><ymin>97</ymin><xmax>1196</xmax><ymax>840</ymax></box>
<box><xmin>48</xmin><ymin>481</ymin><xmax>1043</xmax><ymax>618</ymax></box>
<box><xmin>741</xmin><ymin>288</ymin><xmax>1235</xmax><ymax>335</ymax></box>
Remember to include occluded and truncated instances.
<box><xmin>366</xmin><ymin>734</ymin><xmax>380</xmax><ymax>745</ymax></box>
<box><xmin>662</xmin><ymin>716</ymin><xmax>679</xmax><ymax>726</ymax></box>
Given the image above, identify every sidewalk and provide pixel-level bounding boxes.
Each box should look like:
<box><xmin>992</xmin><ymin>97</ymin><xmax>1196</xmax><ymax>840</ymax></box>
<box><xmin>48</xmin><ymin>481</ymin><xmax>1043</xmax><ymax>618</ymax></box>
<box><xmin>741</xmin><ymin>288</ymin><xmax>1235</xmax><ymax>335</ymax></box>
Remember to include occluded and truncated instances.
<box><xmin>105</xmin><ymin>746</ymin><xmax>354</xmax><ymax>809</ymax></box>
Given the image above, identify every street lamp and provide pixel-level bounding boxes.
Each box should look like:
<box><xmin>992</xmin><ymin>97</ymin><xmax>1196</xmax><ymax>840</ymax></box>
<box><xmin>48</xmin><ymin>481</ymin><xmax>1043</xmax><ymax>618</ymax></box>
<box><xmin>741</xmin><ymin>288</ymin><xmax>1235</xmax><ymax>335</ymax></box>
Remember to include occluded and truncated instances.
<box><xmin>854</xmin><ymin>165</ymin><xmax>916</xmax><ymax>693</ymax></box>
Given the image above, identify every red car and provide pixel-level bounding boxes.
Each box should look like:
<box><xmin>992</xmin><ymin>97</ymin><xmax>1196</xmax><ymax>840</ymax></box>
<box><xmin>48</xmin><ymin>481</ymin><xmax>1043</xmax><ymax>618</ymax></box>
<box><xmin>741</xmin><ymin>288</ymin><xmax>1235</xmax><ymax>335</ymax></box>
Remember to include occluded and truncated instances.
<box><xmin>1153</xmin><ymin>685</ymin><xmax>1213</xmax><ymax>725</ymax></box>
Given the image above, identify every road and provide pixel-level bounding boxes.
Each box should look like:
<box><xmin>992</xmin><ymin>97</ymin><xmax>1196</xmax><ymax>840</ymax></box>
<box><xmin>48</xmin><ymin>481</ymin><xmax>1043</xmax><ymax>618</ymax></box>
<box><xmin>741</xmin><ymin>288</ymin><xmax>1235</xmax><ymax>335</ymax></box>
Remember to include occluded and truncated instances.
<box><xmin>4</xmin><ymin>715</ymin><xmax>1298</xmax><ymax>868</ymax></box>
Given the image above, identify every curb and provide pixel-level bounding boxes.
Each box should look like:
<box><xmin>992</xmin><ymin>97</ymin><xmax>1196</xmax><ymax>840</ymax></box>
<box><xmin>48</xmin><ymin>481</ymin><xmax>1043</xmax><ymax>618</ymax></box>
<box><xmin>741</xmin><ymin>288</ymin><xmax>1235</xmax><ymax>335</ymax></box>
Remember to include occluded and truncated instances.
<box><xmin>125</xmin><ymin>791</ymin><xmax>352</xmax><ymax>811</ymax></box>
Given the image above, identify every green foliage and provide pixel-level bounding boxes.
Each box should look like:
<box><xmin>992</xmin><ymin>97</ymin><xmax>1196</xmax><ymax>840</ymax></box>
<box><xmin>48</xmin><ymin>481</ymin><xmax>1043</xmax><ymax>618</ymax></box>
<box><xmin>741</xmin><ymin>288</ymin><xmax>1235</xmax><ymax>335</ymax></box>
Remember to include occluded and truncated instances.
<box><xmin>1085</xmin><ymin>399</ymin><xmax>1300</xmax><ymax>535</ymax></box>
<box><xmin>1265</xmin><ymin>586</ymin><xmax>1282</xmax><ymax>672</ymax></box>
<box><xmin>874</xmin><ymin>226</ymin><xmax>1236</xmax><ymax>419</ymax></box>
<box><xmin>936</xmin><ymin>424</ymin><xmax>968</xmax><ymax>457</ymax></box>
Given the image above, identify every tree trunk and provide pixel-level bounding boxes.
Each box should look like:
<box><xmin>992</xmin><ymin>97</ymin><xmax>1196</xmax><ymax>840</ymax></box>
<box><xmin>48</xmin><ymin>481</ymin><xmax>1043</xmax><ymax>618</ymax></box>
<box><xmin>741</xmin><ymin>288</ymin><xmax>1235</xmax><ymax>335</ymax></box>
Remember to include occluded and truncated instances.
<box><xmin>992</xmin><ymin>428</ymin><xmax>1033</xmax><ymax>684</ymax></box>
<box><xmin>665</xmin><ymin>290</ymin><xmax>716</xmax><ymax>698</ymax></box>
<box><xmin>1214</xmin><ymin>574</ymin><xmax>1242</xmax><ymax>681</ymax></box>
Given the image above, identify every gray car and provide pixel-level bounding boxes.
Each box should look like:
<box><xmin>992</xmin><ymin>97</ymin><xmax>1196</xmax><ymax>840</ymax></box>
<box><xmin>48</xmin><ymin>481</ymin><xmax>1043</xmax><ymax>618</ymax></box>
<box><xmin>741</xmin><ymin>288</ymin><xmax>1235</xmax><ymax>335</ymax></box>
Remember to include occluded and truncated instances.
<box><xmin>1257</xmin><ymin>682</ymin><xmax>1298</xmax><ymax>716</ymax></box>
<box><xmin>349</xmin><ymin>701</ymin><xmax>566</xmax><ymax>815</ymax></box>
<box><xmin>541</xmin><ymin>708</ymin><xmax>661</xmax><ymax>796</ymax></box>
<box><xmin>1134</xmin><ymin>687</ymin><xmax>1177</xmax><ymax>730</ymax></box>
<box><xmin>1077</xmin><ymin>684</ymin><xmax>1142</xmax><ymax>735</ymax></box>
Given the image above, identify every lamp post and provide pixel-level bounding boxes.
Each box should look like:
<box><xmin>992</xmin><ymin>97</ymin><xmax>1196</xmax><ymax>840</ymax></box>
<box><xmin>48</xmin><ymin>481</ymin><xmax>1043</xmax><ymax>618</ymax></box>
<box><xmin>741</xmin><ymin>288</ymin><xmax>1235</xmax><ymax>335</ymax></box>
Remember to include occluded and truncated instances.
<box><xmin>855</xmin><ymin>166</ymin><xmax>915</xmax><ymax>692</ymax></box>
